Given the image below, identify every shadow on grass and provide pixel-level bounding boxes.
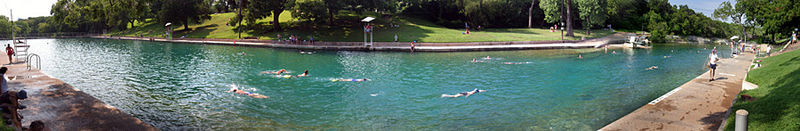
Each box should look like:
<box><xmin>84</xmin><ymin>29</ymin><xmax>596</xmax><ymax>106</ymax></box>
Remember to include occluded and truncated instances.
<box><xmin>175</xmin><ymin>24</ymin><xmax>219</xmax><ymax>38</ymax></box>
<box><xmin>725</xmin><ymin>68</ymin><xmax>800</xmax><ymax>130</ymax></box>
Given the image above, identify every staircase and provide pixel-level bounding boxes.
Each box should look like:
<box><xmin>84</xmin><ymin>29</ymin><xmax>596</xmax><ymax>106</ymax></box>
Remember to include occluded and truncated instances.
<box><xmin>13</xmin><ymin>39</ymin><xmax>30</xmax><ymax>63</ymax></box>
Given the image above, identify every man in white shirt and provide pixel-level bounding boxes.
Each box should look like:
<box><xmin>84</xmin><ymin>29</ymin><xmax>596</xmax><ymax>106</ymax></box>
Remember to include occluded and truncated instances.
<box><xmin>708</xmin><ymin>48</ymin><xmax>720</xmax><ymax>81</ymax></box>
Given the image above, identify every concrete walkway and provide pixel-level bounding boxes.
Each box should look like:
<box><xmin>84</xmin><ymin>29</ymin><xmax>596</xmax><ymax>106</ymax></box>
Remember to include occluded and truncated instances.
<box><xmin>95</xmin><ymin>33</ymin><xmax>627</xmax><ymax>52</ymax></box>
<box><xmin>600</xmin><ymin>53</ymin><xmax>755</xmax><ymax>131</ymax></box>
<box><xmin>0</xmin><ymin>54</ymin><xmax>157</xmax><ymax>130</ymax></box>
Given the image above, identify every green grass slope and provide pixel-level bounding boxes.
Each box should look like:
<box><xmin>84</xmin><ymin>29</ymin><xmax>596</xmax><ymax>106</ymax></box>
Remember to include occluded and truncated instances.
<box><xmin>724</xmin><ymin>49</ymin><xmax>800</xmax><ymax>130</ymax></box>
<box><xmin>115</xmin><ymin>12</ymin><xmax>613</xmax><ymax>43</ymax></box>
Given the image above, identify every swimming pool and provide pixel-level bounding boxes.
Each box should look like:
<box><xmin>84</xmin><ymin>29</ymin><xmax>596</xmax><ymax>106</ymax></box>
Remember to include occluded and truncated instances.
<box><xmin>19</xmin><ymin>39</ymin><xmax>728</xmax><ymax>130</ymax></box>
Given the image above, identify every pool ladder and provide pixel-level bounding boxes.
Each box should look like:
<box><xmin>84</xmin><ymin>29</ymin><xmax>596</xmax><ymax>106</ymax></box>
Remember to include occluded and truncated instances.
<box><xmin>26</xmin><ymin>54</ymin><xmax>41</xmax><ymax>70</ymax></box>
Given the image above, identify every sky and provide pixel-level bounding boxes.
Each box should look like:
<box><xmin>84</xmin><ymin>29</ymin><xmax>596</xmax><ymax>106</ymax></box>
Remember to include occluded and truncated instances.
<box><xmin>669</xmin><ymin>0</ymin><xmax>734</xmax><ymax>18</ymax></box>
<box><xmin>0</xmin><ymin>0</ymin><xmax>58</xmax><ymax>20</ymax></box>
<box><xmin>0</xmin><ymin>0</ymin><xmax>730</xmax><ymax>21</ymax></box>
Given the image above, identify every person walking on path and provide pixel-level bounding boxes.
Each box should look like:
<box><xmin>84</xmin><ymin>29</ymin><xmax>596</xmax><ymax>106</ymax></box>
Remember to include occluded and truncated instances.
<box><xmin>708</xmin><ymin>48</ymin><xmax>720</xmax><ymax>81</ymax></box>
<box><xmin>5</xmin><ymin>45</ymin><xmax>13</xmax><ymax>64</ymax></box>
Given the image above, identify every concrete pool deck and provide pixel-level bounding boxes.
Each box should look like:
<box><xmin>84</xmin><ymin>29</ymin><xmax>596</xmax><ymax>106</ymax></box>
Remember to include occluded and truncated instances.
<box><xmin>93</xmin><ymin>33</ymin><xmax>627</xmax><ymax>52</ymax></box>
<box><xmin>600</xmin><ymin>53</ymin><xmax>755</xmax><ymax>131</ymax></box>
<box><xmin>0</xmin><ymin>54</ymin><xmax>157</xmax><ymax>130</ymax></box>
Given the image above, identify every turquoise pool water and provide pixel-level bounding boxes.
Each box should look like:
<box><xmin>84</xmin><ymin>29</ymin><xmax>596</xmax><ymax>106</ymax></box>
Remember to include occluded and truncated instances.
<box><xmin>17</xmin><ymin>39</ymin><xmax>728</xmax><ymax>130</ymax></box>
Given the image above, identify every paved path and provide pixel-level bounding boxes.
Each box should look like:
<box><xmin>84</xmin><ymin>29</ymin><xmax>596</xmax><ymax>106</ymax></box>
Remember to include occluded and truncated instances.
<box><xmin>1</xmin><ymin>53</ymin><xmax>157</xmax><ymax>130</ymax></box>
<box><xmin>95</xmin><ymin>33</ymin><xmax>626</xmax><ymax>52</ymax></box>
<box><xmin>600</xmin><ymin>53</ymin><xmax>755</xmax><ymax>131</ymax></box>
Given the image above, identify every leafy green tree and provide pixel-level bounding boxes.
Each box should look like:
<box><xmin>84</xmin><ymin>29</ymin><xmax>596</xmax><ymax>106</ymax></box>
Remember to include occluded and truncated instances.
<box><xmin>246</xmin><ymin>0</ymin><xmax>295</xmax><ymax>31</ymax></box>
<box><xmin>292</xmin><ymin>0</ymin><xmax>329</xmax><ymax>23</ymax></box>
<box><xmin>0</xmin><ymin>16</ymin><xmax>12</xmax><ymax>38</ymax></box>
<box><xmin>540</xmin><ymin>0</ymin><xmax>573</xmax><ymax>36</ymax></box>
<box><xmin>714</xmin><ymin>1</ymin><xmax>746</xmax><ymax>41</ymax></box>
<box><xmin>158</xmin><ymin>0</ymin><xmax>213</xmax><ymax>31</ymax></box>
<box><xmin>605</xmin><ymin>0</ymin><xmax>646</xmax><ymax>30</ymax></box>
<box><xmin>575</xmin><ymin>0</ymin><xmax>607</xmax><ymax>34</ymax></box>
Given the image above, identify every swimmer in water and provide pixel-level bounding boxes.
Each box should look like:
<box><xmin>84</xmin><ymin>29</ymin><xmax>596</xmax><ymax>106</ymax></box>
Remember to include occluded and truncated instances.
<box><xmin>483</xmin><ymin>56</ymin><xmax>491</xmax><ymax>59</ymax></box>
<box><xmin>646</xmin><ymin>66</ymin><xmax>659</xmax><ymax>70</ymax></box>
<box><xmin>226</xmin><ymin>86</ymin><xmax>269</xmax><ymax>99</ymax></box>
<box><xmin>578</xmin><ymin>54</ymin><xmax>583</xmax><ymax>59</ymax></box>
<box><xmin>239</xmin><ymin>52</ymin><xmax>247</xmax><ymax>55</ymax></box>
<box><xmin>295</xmin><ymin>70</ymin><xmax>309</xmax><ymax>77</ymax></box>
<box><xmin>260</xmin><ymin>69</ymin><xmax>287</xmax><ymax>75</ymax></box>
<box><xmin>503</xmin><ymin>62</ymin><xmax>530</xmax><ymax>65</ymax></box>
<box><xmin>332</xmin><ymin>78</ymin><xmax>370</xmax><ymax>82</ymax></box>
<box><xmin>441</xmin><ymin>88</ymin><xmax>486</xmax><ymax>98</ymax></box>
<box><xmin>612</xmin><ymin>51</ymin><xmax>617</xmax><ymax>54</ymax></box>
<box><xmin>471</xmin><ymin>58</ymin><xmax>485</xmax><ymax>63</ymax></box>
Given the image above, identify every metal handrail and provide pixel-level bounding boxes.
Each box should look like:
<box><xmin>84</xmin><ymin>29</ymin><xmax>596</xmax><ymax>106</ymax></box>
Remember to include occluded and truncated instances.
<box><xmin>26</xmin><ymin>54</ymin><xmax>41</xmax><ymax>70</ymax></box>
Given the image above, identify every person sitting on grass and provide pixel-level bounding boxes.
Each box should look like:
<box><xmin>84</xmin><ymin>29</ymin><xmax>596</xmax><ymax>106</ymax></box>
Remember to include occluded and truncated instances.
<box><xmin>226</xmin><ymin>88</ymin><xmax>269</xmax><ymax>99</ymax></box>
<box><xmin>441</xmin><ymin>88</ymin><xmax>486</xmax><ymax>98</ymax></box>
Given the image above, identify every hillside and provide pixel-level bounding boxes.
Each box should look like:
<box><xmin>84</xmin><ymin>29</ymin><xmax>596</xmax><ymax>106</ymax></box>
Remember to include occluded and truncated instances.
<box><xmin>724</xmin><ymin>48</ymin><xmax>800</xmax><ymax>130</ymax></box>
<box><xmin>114</xmin><ymin>12</ymin><xmax>613</xmax><ymax>43</ymax></box>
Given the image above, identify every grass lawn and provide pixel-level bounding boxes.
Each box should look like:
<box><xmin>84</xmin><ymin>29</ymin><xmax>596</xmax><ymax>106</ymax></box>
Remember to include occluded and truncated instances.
<box><xmin>114</xmin><ymin>12</ymin><xmax>614</xmax><ymax>43</ymax></box>
<box><xmin>723</xmin><ymin>48</ymin><xmax>800</xmax><ymax>130</ymax></box>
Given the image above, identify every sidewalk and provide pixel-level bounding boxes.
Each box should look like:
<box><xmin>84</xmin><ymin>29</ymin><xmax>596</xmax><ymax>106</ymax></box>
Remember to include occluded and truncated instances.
<box><xmin>600</xmin><ymin>53</ymin><xmax>755</xmax><ymax>130</ymax></box>
<box><xmin>0</xmin><ymin>53</ymin><xmax>157</xmax><ymax>130</ymax></box>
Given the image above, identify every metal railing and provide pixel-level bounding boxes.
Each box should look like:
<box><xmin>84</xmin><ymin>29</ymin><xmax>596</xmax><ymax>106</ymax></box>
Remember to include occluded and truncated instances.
<box><xmin>26</xmin><ymin>54</ymin><xmax>41</xmax><ymax>70</ymax></box>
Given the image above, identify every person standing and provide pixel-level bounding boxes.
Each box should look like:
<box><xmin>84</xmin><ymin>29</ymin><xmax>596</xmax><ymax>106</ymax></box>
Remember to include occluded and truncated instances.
<box><xmin>708</xmin><ymin>48</ymin><xmax>720</xmax><ymax>81</ymax></box>
<box><xmin>410</xmin><ymin>40</ymin><xmax>416</xmax><ymax>52</ymax></box>
<box><xmin>5</xmin><ymin>45</ymin><xmax>13</xmax><ymax>64</ymax></box>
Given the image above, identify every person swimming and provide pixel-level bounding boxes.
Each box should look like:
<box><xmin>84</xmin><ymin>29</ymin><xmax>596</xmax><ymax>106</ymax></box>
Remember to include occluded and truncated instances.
<box><xmin>441</xmin><ymin>88</ymin><xmax>486</xmax><ymax>98</ymax></box>
<box><xmin>578</xmin><ymin>54</ymin><xmax>583</xmax><ymax>59</ymax></box>
<box><xmin>503</xmin><ymin>62</ymin><xmax>531</xmax><ymax>65</ymax></box>
<box><xmin>471</xmin><ymin>58</ymin><xmax>485</xmax><ymax>63</ymax></box>
<box><xmin>482</xmin><ymin>56</ymin><xmax>492</xmax><ymax>59</ymax></box>
<box><xmin>331</xmin><ymin>78</ymin><xmax>370</xmax><ymax>82</ymax></box>
<box><xmin>646</xmin><ymin>66</ymin><xmax>659</xmax><ymax>70</ymax></box>
<box><xmin>260</xmin><ymin>69</ymin><xmax>288</xmax><ymax>75</ymax></box>
<box><xmin>226</xmin><ymin>85</ymin><xmax>269</xmax><ymax>99</ymax></box>
<box><xmin>295</xmin><ymin>70</ymin><xmax>309</xmax><ymax>77</ymax></box>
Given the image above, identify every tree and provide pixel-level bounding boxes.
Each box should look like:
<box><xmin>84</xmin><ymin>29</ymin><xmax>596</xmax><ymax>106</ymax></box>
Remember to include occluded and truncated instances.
<box><xmin>540</xmin><ymin>0</ymin><xmax>573</xmax><ymax>36</ymax></box>
<box><xmin>529</xmin><ymin>0</ymin><xmax>537</xmax><ymax>28</ymax></box>
<box><xmin>576</xmin><ymin>0</ymin><xmax>607</xmax><ymax>34</ymax></box>
<box><xmin>0</xmin><ymin>16</ymin><xmax>12</xmax><ymax>38</ymax></box>
<box><xmin>714</xmin><ymin>1</ymin><xmax>746</xmax><ymax>42</ymax></box>
<box><xmin>158</xmin><ymin>0</ymin><xmax>213</xmax><ymax>31</ymax></box>
<box><xmin>247</xmin><ymin>0</ymin><xmax>295</xmax><ymax>31</ymax></box>
<box><xmin>564</xmin><ymin>0</ymin><xmax>574</xmax><ymax>36</ymax></box>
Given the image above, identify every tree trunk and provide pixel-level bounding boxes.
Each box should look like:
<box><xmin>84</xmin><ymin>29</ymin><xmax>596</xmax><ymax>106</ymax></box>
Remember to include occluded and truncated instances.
<box><xmin>565</xmin><ymin>0</ymin><xmax>574</xmax><ymax>36</ymax></box>
<box><xmin>585</xmin><ymin>16</ymin><xmax>590</xmax><ymax>35</ymax></box>
<box><xmin>529</xmin><ymin>0</ymin><xmax>535</xmax><ymax>28</ymax></box>
<box><xmin>741</xmin><ymin>24</ymin><xmax>747</xmax><ymax>43</ymax></box>
<box><xmin>273</xmin><ymin>10</ymin><xmax>283</xmax><ymax>31</ymax></box>
<box><xmin>237</xmin><ymin>0</ymin><xmax>243</xmax><ymax>39</ymax></box>
<box><xmin>328</xmin><ymin>8</ymin><xmax>335</xmax><ymax>26</ymax></box>
<box><xmin>184</xmin><ymin>19</ymin><xmax>190</xmax><ymax>31</ymax></box>
<box><xmin>130</xmin><ymin>20</ymin><xmax>136</xmax><ymax>29</ymax></box>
